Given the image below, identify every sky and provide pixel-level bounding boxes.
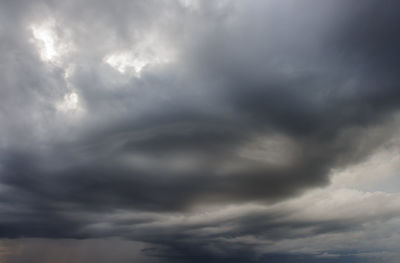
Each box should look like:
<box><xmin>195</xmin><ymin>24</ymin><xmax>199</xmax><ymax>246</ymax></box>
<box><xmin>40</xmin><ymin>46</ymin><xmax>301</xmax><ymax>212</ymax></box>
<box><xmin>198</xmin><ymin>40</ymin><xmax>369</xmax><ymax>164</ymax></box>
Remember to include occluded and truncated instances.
<box><xmin>1</xmin><ymin>0</ymin><xmax>400</xmax><ymax>262</ymax></box>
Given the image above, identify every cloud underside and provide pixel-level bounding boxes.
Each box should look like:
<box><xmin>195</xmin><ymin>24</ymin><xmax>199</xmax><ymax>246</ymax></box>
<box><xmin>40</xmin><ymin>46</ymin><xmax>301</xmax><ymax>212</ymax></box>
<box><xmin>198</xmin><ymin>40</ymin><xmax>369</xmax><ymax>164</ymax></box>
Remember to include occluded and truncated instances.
<box><xmin>1</xmin><ymin>0</ymin><xmax>400</xmax><ymax>262</ymax></box>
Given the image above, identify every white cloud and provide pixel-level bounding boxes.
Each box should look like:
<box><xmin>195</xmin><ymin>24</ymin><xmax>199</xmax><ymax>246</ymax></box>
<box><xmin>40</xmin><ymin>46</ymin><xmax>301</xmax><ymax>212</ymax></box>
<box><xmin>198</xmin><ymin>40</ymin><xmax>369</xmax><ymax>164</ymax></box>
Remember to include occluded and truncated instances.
<box><xmin>30</xmin><ymin>19</ymin><xmax>73</xmax><ymax>65</ymax></box>
<box><xmin>103</xmin><ymin>32</ymin><xmax>174</xmax><ymax>77</ymax></box>
<box><xmin>56</xmin><ymin>92</ymin><xmax>84</xmax><ymax>116</ymax></box>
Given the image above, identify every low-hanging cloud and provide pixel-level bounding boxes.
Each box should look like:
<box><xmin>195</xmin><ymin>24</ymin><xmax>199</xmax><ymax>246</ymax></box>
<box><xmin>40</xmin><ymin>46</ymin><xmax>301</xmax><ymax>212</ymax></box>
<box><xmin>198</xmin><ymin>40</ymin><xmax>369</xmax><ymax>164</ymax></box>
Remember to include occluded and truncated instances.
<box><xmin>1</xmin><ymin>0</ymin><xmax>400</xmax><ymax>262</ymax></box>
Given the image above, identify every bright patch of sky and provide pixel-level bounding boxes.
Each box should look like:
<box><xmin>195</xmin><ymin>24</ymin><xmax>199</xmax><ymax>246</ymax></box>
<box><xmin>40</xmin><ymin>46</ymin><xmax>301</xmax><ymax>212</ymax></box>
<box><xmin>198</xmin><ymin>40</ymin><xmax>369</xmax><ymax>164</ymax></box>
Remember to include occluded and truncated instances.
<box><xmin>30</xmin><ymin>19</ymin><xmax>73</xmax><ymax>64</ymax></box>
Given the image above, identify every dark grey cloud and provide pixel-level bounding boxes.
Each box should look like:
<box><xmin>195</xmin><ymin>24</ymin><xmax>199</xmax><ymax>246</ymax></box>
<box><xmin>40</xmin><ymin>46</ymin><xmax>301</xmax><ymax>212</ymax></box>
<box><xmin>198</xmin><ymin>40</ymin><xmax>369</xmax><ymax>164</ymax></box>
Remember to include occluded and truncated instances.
<box><xmin>1</xmin><ymin>0</ymin><xmax>400</xmax><ymax>262</ymax></box>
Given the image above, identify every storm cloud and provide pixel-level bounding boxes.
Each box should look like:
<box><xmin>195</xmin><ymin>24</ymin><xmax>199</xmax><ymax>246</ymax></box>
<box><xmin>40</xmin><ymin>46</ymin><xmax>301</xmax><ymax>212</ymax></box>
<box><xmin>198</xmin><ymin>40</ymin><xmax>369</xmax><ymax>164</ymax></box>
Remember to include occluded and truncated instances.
<box><xmin>1</xmin><ymin>0</ymin><xmax>400</xmax><ymax>262</ymax></box>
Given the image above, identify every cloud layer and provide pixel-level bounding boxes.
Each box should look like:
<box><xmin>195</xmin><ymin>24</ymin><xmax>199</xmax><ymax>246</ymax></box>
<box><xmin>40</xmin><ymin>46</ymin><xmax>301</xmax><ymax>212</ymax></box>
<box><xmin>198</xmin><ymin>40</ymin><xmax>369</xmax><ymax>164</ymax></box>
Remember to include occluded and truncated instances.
<box><xmin>1</xmin><ymin>0</ymin><xmax>400</xmax><ymax>262</ymax></box>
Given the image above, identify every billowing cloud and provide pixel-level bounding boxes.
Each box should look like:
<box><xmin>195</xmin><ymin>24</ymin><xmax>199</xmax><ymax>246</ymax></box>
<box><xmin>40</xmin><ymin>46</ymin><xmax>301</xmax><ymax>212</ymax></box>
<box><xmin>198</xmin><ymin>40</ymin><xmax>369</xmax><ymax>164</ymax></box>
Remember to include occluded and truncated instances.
<box><xmin>1</xmin><ymin>0</ymin><xmax>400</xmax><ymax>262</ymax></box>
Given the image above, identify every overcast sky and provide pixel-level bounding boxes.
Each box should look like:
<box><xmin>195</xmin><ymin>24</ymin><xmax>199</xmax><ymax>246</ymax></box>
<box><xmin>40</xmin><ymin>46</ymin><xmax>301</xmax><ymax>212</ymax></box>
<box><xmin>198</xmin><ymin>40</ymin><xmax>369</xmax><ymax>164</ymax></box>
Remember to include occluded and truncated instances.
<box><xmin>1</xmin><ymin>0</ymin><xmax>400</xmax><ymax>262</ymax></box>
